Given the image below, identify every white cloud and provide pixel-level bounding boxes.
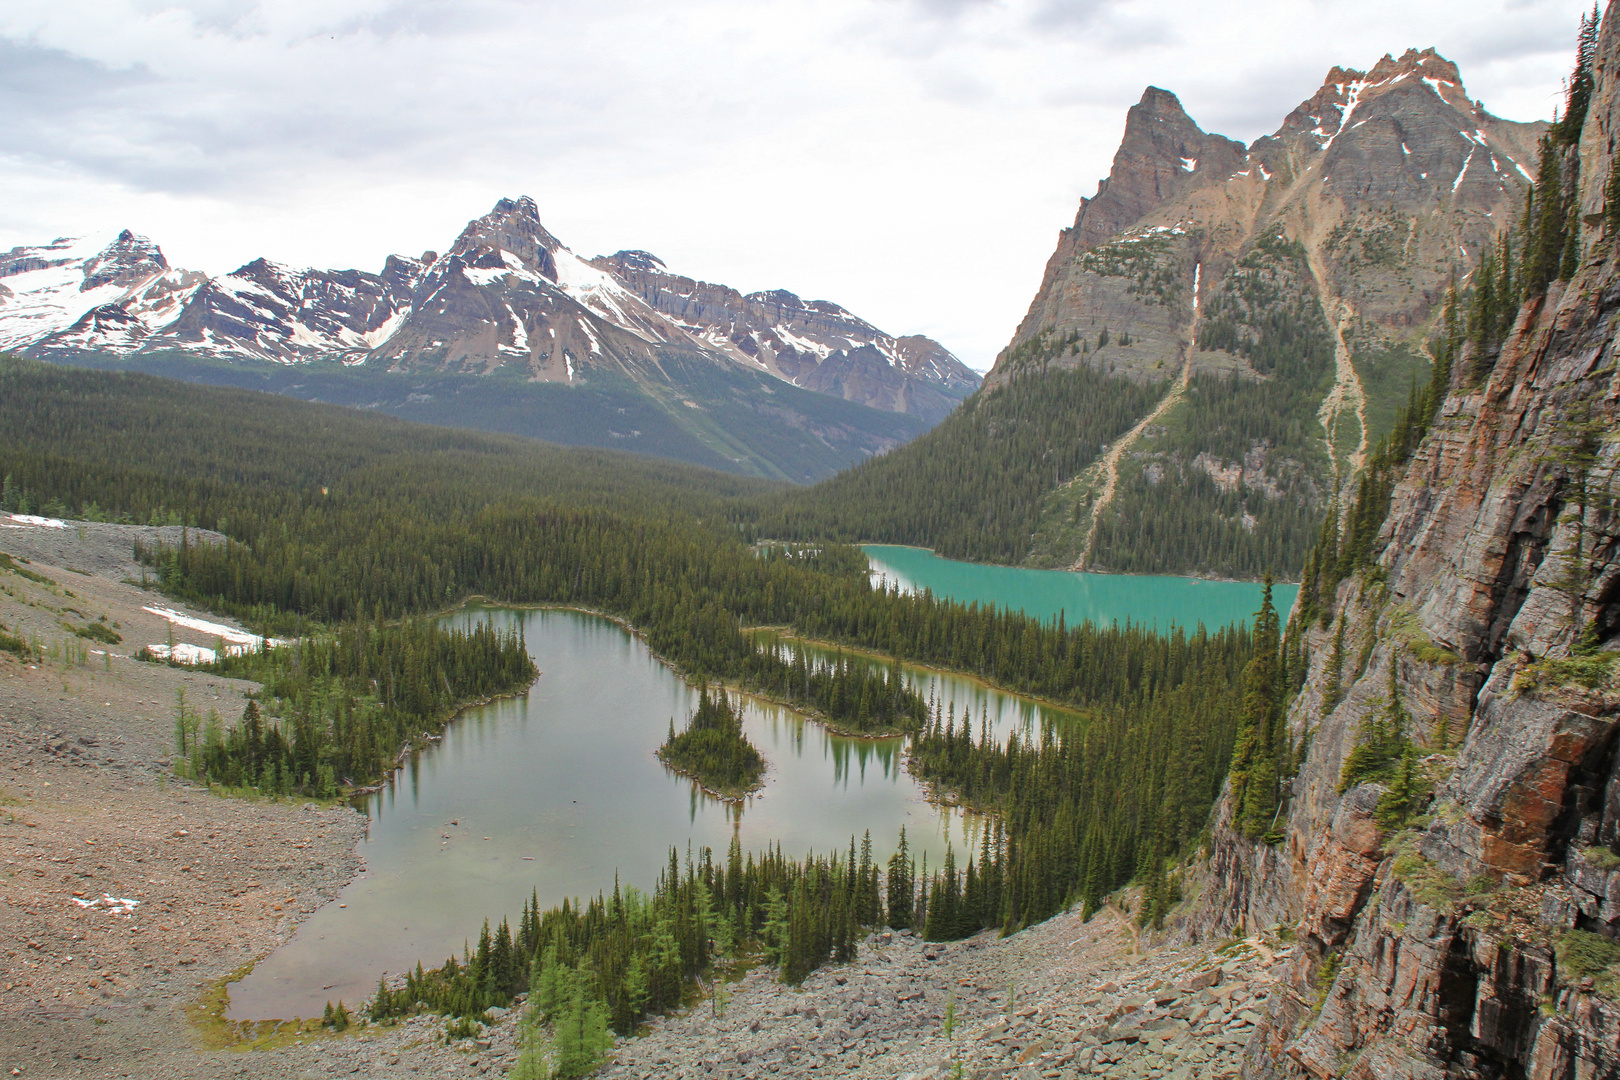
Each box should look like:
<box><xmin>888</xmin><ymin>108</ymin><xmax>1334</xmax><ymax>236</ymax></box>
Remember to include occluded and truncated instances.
<box><xmin>0</xmin><ymin>0</ymin><xmax>1592</xmax><ymax>369</ymax></box>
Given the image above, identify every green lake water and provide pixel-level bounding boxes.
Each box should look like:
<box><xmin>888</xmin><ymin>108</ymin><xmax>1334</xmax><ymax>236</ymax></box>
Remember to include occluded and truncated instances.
<box><xmin>226</xmin><ymin>608</ymin><xmax>1061</xmax><ymax>1022</ymax></box>
<box><xmin>863</xmin><ymin>545</ymin><xmax>1297</xmax><ymax>630</ymax></box>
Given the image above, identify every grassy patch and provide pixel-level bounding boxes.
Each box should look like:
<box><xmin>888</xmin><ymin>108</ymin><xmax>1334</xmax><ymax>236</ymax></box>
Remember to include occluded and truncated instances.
<box><xmin>187</xmin><ymin>963</ymin><xmax>337</xmax><ymax>1050</ymax></box>
<box><xmin>68</xmin><ymin>618</ymin><xmax>122</xmax><ymax>645</ymax></box>
<box><xmin>1555</xmin><ymin>929</ymin><xmax>1620</xmax><ymax>991</ymax></box>
<box><xmin>1583</xmin><ymin>847</ymin><xmax>1620</xmax><ymax>872</ymax></box>
<box><xmin>0</xmin><ymin>552</ymin><xmax>50</xmax><ymax>585</ymax></box>
<box><xmin>1390</xmin><ymin>835</ymin><xmax>1461</xmax><ymax>912</ymax></box>
<box><xmin>0</xmin><ymin>623</ymin><xmax>36</xmax><ymax>661</ymax></box>
<box><xmin>1388</xmin><ymin>609</ymin><xmax>1461</xmax><ymax>665</ymax></box>
<box><xmin>1513</xmin><ymin>652</ymin><xmax>1619</xmax><ymax>695</ymax></box>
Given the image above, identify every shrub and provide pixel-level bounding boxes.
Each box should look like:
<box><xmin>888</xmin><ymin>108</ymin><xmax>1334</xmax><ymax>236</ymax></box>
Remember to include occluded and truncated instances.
<box><xmin>1556</xmin><ymin>929</ymin><xmax>1620</xmax><ymax>983</ymax></box>
<box><xmin>1513</xmin><ymin>651</ymin><xmax>1618</xmax><ymax>695</ymax></box>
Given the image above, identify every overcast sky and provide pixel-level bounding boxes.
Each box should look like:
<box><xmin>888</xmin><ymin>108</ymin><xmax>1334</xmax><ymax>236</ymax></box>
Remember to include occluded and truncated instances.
<box><xmin>0</xmin><ymin>0</ymin><xmax>1594</xmax><ymax>369</ymax></box>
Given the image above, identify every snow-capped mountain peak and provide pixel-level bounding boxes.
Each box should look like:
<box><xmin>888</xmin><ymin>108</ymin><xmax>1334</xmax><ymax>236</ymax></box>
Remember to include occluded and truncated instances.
<box><xmin>5</xmin><ymin>196</ymin><xmax>978</xmax><ymax>420</ymax></box>
<box><xmin>0</xmin><ymin>231</ymin><xmax>190</xmax><ymax>353</ymax></box>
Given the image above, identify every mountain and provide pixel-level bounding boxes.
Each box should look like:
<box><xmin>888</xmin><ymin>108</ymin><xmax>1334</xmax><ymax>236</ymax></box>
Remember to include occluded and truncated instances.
<box><xmin>591</xmin><ymin>250</ymin><xmax>980</xmax><ymax>424</ymax></box>
<box><xmin>0</xmin><ymin>198</ymin><xmax>973</xmax><ymax>483</ymax></box>
<box><xmin>1193</xmin><ymin>8</ymin><xmax>1620</xmax><ymax>1075</ymax></box>
<box><xmin>760</xmin><ymin>49</ymin><xmax>1543</xmax><ymax>577</ymax></box>
<box><xmin>0</xmin><ymin>230</ymin><xmax>208</xmax><ymax>355</ymax></box>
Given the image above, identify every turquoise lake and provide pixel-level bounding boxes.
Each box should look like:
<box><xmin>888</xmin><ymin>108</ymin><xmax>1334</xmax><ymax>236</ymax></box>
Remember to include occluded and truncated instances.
<box><xmin>862</xmin><ymin>545</ymin><xmax>1296</xmax><ymax>631</ymax></box>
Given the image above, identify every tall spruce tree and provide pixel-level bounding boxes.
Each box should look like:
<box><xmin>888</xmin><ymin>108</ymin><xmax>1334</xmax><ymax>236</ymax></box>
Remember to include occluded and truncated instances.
<box><xmin>1229</xmin><ymin>578</ymin><xmax>1284</xmax><ymax>839</ymax></box>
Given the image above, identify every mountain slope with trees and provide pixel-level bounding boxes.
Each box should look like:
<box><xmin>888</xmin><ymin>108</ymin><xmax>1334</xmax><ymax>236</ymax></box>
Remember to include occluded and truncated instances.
<box><xmin>748</xmin><ymin>48</ymin><xmax>1544</xmax><ymax>578</ymax></box>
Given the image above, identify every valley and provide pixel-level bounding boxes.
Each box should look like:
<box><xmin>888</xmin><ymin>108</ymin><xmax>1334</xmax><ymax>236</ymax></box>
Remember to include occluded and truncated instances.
<box><xmin>2</xmin><ymin>7</ymin><xmax>1619</xmax><ymax>1080</ymax></box>
<box><xmin>0</xmin><ymin>201</ymin><xmax>977</xmax><ymax>484</ymax></box>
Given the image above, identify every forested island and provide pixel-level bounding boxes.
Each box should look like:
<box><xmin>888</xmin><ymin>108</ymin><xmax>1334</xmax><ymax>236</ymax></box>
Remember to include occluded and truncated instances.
<box><xmin>656</xmin><ymin>686</ymin><xmax>765</xmax><ymax>798</ymax></box>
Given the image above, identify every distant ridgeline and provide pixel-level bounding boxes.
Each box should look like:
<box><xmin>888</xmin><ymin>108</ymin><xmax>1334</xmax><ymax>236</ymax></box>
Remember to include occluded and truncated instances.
<box><xmin>744</xmin><ymin>48</ymin><xmax>1546</xmax><ymax>580</ymax></box>
<box><xmin>1</xmin><ymin>196</ymin><xmax>981</xmax><ymax>483</ymax></box>
<box><xmin>0</xmin><ymin>354</ymin><xmax>1279</xmax><ymax>1043</ymax></box>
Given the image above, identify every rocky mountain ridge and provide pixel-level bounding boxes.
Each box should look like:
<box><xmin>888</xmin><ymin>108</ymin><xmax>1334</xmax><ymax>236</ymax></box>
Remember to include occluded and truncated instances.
<box><xmin>0</xmin><ymin>199</ymin><xmax>973</xmax><ymax>481</ymax></box>
<box><xmin>988</xmin><ymin>46</ymin><xmax>1542</xmax><ymax>579</ymax></box>
<box><xmin>593</xmin><ymin>250</ymin><xmax>979</xmax><ymax>424</ymax></box>
<box><xmin>760</xmin><ymin>46</ymin><xmax>1548</xmax><ymax>578</ymax></box>
<box><xmin>0</xmin><ymin>197</ymin><xmax>974</xmax><ymax>421</ymax></box>
<box><xmin>1188</xmin><ymin>8</ymin><xmax>1620</xmax><ymax>1076</ymax></box>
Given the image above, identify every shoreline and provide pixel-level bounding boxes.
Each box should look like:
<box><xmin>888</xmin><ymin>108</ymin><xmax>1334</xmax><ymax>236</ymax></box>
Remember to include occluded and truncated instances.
<box><xmin>653</xmin><ymin>750</ymin><xmax>766</xmax><ymax>804</ymax></box>
<box><xmin>832</xmin><ymin>540</ymin><xmax>1300</xmax><ymax>587</ymax></box>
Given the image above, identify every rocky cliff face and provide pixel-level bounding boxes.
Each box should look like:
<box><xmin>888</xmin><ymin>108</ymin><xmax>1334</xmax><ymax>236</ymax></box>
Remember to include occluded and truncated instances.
<box><xmin>979</xmin><ymin>48</ymin><xmax>1545</xmax><ymax>578</ymax></box>
<box><xmin>1196</xmin><ymin>13</ymin><xmax>1620</xmax><ymax>1078</ymax></box>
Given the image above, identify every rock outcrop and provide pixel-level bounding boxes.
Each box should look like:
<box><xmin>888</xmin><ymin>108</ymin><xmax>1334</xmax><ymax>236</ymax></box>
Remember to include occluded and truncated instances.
<box><xmin>1194</xmin><ymin>10</ymin><xmax>1620</xmax><ymax>1078</ymax></box>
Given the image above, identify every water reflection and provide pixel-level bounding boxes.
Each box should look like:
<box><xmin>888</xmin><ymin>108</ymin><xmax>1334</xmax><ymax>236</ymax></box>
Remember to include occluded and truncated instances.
<box><xmin>227</xmin><ymin>608</ymin><xmax>1059</xmax><ymax>1021</ymax></box>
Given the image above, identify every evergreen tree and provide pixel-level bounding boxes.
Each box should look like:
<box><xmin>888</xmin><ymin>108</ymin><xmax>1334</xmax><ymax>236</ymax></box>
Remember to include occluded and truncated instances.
<box><xmin>1229</xmin><ymin>578</ymin><xmax>1283</xmax><ymax>839</ymax></box>
<box><xmin>1338</xmin><ymin>664</ymin><xmax>1410</xmax><ymax>793</ymax></box>
<box><xmin>887</xmin><ymin>828</ymin><xmax>914</xmax><ymax>929</ymax></box>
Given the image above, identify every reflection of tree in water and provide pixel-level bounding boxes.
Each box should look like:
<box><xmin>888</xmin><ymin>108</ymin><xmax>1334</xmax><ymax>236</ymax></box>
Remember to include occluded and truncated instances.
<box><xmin>827</xmin><ymin>735</ymin><xmax>903</xmax><ymax>788</ymax></box>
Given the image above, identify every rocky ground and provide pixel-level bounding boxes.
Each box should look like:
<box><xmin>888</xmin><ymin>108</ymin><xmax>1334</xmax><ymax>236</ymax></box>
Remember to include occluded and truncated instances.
<box><xmin>1</xmin><ymin>513</ymin><xmax>1279</xmax><ymax>1079</ymax></box>
<box><xmin>594</xmin><ymin>908</ymin><xmax>1285</xmax><ymax>1080</ymax></box>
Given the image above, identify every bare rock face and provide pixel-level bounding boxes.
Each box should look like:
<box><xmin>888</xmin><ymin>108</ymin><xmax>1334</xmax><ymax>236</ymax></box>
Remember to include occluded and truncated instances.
<box><xmin>591</xmin><ymin>250</ymin><xmax>979</xmax><ymax>422</ymax></box>
<box><xmin>1072</xmin><ymin>86</ymin><xmax>1249</xmax><ymax>254</ymax></box>
<box><xmin>1003</xmin><ymin>85</ymin><xmax>1241</xmax><ymax>385</ymax></box>
<box><xmin>1192</xmin><ymin>14</ymin><xmax>1620</xmax><ymax>1078</ymax></box>
<box><xmin>146</xmin><ymin>257</ymin><xmax>421</xmax><ymax>364</ymax></box>
<box><xmin>79</xmin><ymin>229</ymin><xmax>168</xmax><ymax>291</ymax></box>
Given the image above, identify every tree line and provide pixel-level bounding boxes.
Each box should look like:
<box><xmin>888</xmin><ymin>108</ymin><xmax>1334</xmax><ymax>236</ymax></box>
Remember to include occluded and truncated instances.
<box><xmin>178</xmin><ymin>618</ymin><xmax>537</xmax><ymax>796</ymax></box>
<box><xmin>0</xmin><ymin>354</ymin><xmax>1270</xmax><ymax>1060</ymax></box>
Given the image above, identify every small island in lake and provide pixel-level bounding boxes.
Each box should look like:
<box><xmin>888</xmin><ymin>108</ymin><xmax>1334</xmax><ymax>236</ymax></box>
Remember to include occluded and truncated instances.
<box><xmin>658</xmin><ymin>685</ymin><xmax>766</xmax><ymax>799</ymax></box>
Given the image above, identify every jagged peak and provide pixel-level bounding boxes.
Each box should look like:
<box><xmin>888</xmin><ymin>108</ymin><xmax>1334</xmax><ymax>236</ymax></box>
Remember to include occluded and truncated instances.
<box><xmin>1365</xmin><ymin>47</ymin><xmax>1461</xmax><ymax>87</ymax></box>
<box><xmin>606</xmin><ymin>250</ymin><xmax>667</xmax><ymax>272</ymax></box>
<box><xmin>447</xmin><ymin>195</ymin><xmax>562</xmax><ymax>279</ymax></box>
<box><xmin>1313</xmin><ymin>49</ymin><xmax>1463</xmax><ymax>97</ymax></box>
<box><xmin>489</xmin><ymin>195</ymin><xmax>540</xmax><ymax>219</ymax></box>
<box><xmin>222</xmin><ymin>257</ymin><xmax>312</xmax><ymax>296</ymax></box>
<box><xmin>1134</xmin><ymin>86</ymin><xmax>1194</xmax><ymax>123</ymax></box>
<box><xmin>746</xmin><ymin>288</ymin><xmax>805</xmax><ymax>309</ymax></box>
<box><xmin>79</xmin><ymin>229</ymin><xmax>167</xmax><ymax>290</ymax></box>
<box><xmin>1274</xmin><ymin>47</ymin><xmax>1484</xmax><ymax>154</ymax></box>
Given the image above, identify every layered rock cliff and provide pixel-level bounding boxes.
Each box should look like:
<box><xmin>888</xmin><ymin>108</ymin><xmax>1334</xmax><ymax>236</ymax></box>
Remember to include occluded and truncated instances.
<box><xmin>1196</xmin><ymin>10</ymin><xmax>1620</xmax><ymax>1077</ymax></box>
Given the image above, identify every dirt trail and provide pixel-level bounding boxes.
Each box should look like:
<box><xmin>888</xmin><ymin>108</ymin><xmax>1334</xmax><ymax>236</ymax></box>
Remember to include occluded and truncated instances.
<box><xmin>1302</xmin><ymin>246</ymin><xmax>1369</xmax><ymax>488</ymax></box>
<box><xmin>1071</xmin><ymin>264</ymin><xmax>1202</xmax><ymax>571</ymax></box>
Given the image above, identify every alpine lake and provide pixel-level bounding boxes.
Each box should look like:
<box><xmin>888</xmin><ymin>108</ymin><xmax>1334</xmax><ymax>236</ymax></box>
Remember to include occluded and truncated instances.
<box><xmin>226</xmin><ymin>549</ymin><xmax>1294</xmax><ymax>1021</ymax></box>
